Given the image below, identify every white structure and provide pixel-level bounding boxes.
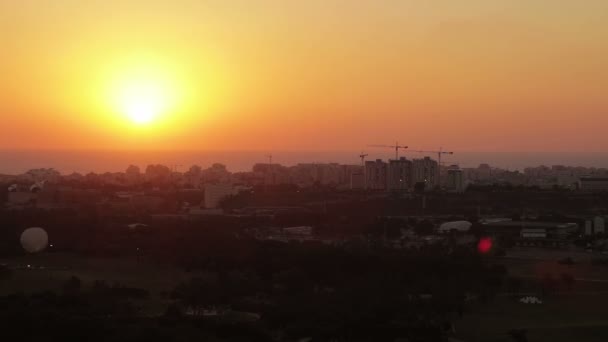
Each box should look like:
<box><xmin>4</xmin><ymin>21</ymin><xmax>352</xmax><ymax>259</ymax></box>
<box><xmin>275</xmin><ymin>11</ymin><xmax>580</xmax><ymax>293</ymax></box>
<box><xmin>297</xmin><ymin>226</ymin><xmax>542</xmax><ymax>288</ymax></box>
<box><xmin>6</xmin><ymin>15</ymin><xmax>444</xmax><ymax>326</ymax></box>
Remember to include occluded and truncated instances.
<box><xmin>521</xmin><ymin>228</ymin><xmax>547</xmax><ymax>239</ymax></box>
<box><xmin>519</xmin><ymin>296</ymin><xmax>543</xmax><ymax>304</ymax></box>
<box><xmin>30</xmin><ymin>181</ymin><xmax>45</xmax><ymax>193</ymax></box>
<box><xmin>438</xmin><ymin>221</ymin><xmax>472</xmax><ymax>233</ymax></box>
<box><xmin>283</xmin><ymin>226</ymin><xmax>313</xmax><ymax>236</ymax></box>
<box><xmin>127</xmin><ymin>223</ymin><xmax>149</xmax><ymax>230</ymax></box>
<box><xmin>20</xmin><ymin>227</ymin><xmax>49</xmax><ymax>253</ymax></box>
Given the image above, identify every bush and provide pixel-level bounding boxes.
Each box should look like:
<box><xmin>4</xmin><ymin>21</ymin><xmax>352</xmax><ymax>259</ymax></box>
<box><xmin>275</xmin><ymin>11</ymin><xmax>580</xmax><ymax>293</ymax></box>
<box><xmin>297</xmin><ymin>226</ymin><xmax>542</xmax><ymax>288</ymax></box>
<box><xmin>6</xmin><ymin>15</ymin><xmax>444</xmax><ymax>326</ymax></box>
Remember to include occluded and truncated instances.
<box><xmin>591</xmin><ymin>258</ymin><xmax>608</xmax><ymax>266</ymax></box>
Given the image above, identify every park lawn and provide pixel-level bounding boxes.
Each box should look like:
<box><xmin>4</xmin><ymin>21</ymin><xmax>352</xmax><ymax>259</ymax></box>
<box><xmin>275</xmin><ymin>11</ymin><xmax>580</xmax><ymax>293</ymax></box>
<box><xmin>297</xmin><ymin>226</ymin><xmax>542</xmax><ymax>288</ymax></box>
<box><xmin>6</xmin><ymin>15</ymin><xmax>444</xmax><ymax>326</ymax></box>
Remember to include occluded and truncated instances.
<box><xmin>0</xmin><ymin>253</ymin><xmax>201</xmax><ymax>315</ymax></box>
<box><xmin>456</xmin><ymin>294</ymin><xmax>608</xmax><ymax>342</ymax></box>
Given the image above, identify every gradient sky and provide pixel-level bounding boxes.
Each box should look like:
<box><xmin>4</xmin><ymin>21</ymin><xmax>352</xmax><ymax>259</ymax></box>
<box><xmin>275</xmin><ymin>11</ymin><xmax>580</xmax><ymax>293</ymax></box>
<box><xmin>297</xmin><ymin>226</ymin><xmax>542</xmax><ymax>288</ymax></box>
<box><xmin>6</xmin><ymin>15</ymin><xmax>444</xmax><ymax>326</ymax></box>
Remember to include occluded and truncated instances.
<box><xmin>1</xmin><ymin>0</ymin><xmax>607</xmax><ymax>152</ymax></box>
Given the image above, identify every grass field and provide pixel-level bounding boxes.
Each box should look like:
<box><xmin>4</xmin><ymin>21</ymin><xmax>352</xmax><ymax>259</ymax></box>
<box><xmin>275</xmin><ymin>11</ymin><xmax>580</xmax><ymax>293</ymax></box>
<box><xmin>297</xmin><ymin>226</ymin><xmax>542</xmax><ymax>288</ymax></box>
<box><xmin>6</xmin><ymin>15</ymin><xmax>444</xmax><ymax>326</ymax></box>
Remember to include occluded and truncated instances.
<box><xmin>0</xmin><ymin>253</ymin><xmax>202</xmax><ymax>315</ymax></box>
<box><xmin>0</xmin><ymin>253</ymin><xmax>196</xmax><ymax>292</ymax></box>
<box><xmin>457</xmin><ymin>247</ymin><xmax>608</xmax><ymax>341</ymax></box>
<box><xmin>456</xmin><ymin>294</ymin><xmax>608</xmax><ymax>342</ymax></box>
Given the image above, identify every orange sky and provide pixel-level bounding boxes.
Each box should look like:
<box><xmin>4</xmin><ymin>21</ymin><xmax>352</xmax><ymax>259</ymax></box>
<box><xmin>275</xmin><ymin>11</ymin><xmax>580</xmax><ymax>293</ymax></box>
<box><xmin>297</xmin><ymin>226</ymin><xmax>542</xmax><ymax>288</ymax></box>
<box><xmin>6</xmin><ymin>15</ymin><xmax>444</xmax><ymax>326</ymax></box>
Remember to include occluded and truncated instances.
<box><xmin>0</xmin><ymin>0</ymin><xmax>607</xmax><ymax>152</ymax></box>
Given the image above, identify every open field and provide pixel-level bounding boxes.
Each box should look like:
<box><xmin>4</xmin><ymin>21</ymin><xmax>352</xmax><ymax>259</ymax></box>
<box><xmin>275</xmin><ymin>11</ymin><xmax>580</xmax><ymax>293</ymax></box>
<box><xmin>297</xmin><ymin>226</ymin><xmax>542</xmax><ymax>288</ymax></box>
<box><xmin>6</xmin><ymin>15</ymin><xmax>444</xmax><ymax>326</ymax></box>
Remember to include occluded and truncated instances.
<box><xmin>0</xmin><ymin>253</ymin><xmax>196</xmax><ymax>293</ymax></box>
<box><xmin>505</xmin><ymin>246</ymin><xmax>598</xmax><ymax>262</ymax></box>
<box><xmin>456</xmin><ymin>294</ymin><xmax>608</xmax><ymax>342</ymax></box>
<box><xmin>456</xmin><ymin>247</ymin><xmax>608</xmax><ymax>341</ymax></box>
<box><xmin>0</xmin><ymin>253</ymin><xmax>203</xmax><ymax>315</ymax></box>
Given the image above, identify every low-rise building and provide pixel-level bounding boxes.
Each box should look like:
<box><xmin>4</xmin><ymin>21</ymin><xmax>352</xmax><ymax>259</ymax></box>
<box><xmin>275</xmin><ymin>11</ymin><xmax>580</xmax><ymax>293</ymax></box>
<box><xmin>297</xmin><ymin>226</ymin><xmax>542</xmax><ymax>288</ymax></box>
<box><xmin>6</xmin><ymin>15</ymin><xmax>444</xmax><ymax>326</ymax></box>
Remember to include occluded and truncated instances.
<box><xmin>484</xmin><ymin>221</ymin><xmax>577</xmax><ymax>240</ymax></box>
<box><xmin>585</xmin><ymin>216</ymin><xmax>606</xmax><ymax>235</ymax></box>
<box><xmin>204</xmin><ymin>184</ymin><xmax>246</xmax><ymax>209</ymax></box>
<box><xmin>579</xmin><ymin>177</ymin><xmax>608</xmax><ymax>192</ymax></box>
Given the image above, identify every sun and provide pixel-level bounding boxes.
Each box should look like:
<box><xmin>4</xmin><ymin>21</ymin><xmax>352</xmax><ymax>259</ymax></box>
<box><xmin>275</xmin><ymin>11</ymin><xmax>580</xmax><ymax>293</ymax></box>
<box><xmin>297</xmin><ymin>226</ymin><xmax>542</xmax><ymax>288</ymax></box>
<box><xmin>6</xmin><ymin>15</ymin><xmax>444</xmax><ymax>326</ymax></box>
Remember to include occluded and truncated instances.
<box><xmin>106</xmin><ymin>61</ymin><xmax>180</xmax><ymax>126</ymax></box>
<box><xmin>118</xmin><ymin>81</ymin><xmax>167</xmax><ymax>124</ymax></box>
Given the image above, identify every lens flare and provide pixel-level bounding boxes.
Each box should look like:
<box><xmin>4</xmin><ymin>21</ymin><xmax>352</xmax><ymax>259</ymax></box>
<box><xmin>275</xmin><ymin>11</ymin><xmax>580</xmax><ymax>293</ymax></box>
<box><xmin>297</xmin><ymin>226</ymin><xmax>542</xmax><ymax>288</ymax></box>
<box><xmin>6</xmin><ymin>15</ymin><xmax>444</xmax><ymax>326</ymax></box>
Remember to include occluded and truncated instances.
<box><xmin>477</xmin><ymin>237</ymin><xmax>493</xmax><ymax>254</ymax></box>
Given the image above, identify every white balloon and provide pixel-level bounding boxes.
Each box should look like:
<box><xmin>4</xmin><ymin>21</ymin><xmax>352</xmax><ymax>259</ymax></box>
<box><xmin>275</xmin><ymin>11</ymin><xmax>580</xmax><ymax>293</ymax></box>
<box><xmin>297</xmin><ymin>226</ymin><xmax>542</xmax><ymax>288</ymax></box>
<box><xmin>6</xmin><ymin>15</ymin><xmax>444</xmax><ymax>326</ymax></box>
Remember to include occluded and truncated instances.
<box><xmin>20</xmin><ymin>227</ymin><xmax>49</xmax><ymax>253</ymax></box>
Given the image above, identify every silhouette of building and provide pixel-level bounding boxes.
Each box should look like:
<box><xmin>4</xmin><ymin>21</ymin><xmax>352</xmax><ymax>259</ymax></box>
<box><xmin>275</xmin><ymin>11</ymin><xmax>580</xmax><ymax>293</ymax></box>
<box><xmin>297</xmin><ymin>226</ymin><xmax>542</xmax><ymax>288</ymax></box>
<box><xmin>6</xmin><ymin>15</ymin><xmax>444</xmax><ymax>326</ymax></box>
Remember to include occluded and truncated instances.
<box><xmin>412</xmin><ymin>157</ymin><xmax>439</xmax><ymax>189</ymax></box>
<box><xmin>585</xmin><ymin>216</ymin><xmax>606</xmax><ymax>235</ymax></box>
<box><xmin>350</xmin><ymin>172</ymin><xmax>365</xmax><ymax>190</ymax></box>
<box><xmin>340</xmin><ymin>164</ymin><xmax>363</xmax><ymax>189</ymax></box>
<box><xmin>253</xmin><ymin>163</ymin><xmax>289</xmax><ymax>185</ymax></box>
<box><xmin>365</xmin><ymin>159</ymin><xmax>388</xmax><ymax>190</ymax></box>
<box><xmin>387</xmin><ymin>157</ymin><xmax>412</xmax><ymax>191</ymax></box>
<box><xmin>579</xmin><ymin>177</ymin><xmax>608</xmax><ymax>192</ymax></box>
<box><xmin>446</xmin><ymin>165</ymin><xmax>465</xmax><ymax>193</ymax></box>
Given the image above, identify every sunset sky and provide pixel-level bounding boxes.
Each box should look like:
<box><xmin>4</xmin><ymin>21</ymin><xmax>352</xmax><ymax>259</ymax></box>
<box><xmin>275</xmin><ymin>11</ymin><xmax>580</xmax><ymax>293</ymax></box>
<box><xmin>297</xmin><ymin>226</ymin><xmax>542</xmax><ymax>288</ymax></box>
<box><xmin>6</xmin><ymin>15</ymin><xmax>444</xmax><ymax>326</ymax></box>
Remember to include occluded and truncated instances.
<box><xmin>1</xmin><ymin>0</ymin><xmax>607</xmax><ymax>152</ymax></box>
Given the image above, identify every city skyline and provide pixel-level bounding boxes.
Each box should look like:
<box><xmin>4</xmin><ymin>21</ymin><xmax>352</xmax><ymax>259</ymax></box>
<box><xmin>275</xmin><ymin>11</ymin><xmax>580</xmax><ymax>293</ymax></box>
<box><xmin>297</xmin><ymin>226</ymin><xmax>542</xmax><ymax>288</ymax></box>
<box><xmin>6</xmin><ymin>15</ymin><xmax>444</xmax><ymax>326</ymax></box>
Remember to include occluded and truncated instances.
<box><xmin>1</xmin><ymin>1</ymin><xmax>607</xmax><ymax>152</ymax></box>
<box><xmin>2</xmin><ymin>149</ymin><xmax>608</xmax><ymax>176</ymax></box>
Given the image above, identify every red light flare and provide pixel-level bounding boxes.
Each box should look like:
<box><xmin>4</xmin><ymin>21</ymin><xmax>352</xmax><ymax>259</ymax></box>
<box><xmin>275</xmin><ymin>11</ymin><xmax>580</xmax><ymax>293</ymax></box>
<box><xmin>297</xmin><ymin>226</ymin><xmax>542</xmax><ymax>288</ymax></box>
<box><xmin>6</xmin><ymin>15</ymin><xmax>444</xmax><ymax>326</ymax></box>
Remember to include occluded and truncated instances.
<box><xmin>477</xmin><ymin>237</ymin><xmax>493</xmax><ymax>254</ymax></box>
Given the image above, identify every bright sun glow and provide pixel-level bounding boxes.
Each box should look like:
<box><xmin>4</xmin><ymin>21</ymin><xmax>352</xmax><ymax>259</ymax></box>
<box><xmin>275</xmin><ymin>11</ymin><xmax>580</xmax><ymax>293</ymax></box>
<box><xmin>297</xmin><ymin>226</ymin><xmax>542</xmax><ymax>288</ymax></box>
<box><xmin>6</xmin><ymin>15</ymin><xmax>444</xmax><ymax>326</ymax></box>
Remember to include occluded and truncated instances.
<box><xmin>119</xmin><ymin>81</ymin><xmax>167</xmax><ymax>124</ymax></box>
<box><xmin>107</xmin><ymin>60</ymin><xmax>181</xmax><ymax>126</ymax></box>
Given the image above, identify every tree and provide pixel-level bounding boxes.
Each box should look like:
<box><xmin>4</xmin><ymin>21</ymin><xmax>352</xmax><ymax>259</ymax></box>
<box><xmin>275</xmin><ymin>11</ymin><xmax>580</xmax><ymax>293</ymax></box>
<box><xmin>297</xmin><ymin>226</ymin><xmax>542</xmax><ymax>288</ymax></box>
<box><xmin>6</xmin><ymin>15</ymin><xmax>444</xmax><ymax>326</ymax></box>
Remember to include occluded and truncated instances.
<box><xmin>125</xmin><ymin>165</ymin><xmax>141</xmax><ymax>175</ymax></box>
<box><xmin>145</xmin><ymin>164</ymin><xmax>172</xmax><ymax>185</ymax></box>
<box><xmin>0</xmin><ymin>264</ymin><xmax>12</xmax><ymax>281</ymax></box>
<box><xmin>202</xmin><ymin>163</ymin><xmax>231</xmax><ymax>183</ymax></box>
<box><xmin>508</xmin><ymin>329</ymin><xmax>528</xmax><ymax>342</ymax></box>
<box><xmin>540</xmin><ymin>274</ymin><xmax>558</xmax><ymax>296</ymax></box>
<box><xmin>171</xmin><ymin>276</ymin><xmax>222</xmax><ymax>316</ymax></box>
<box><xmin>189</xmin><ymin>165</ymin><xmax>202</xmax><ymax>175</ymax></box>
<box><xmin>506</xmin><ymin>276</ymin><xmax>523</xmax><ymax>296</ymax></box>
<box><xmin>184</xmin><ymin>165</ymin><xmax>203</xmax><ymax>188</ymax></box>
<box><xmin>62</xmin><ymin>275</ymin><xmax>82</xmax><ymax>294</ymax></box>
<box><xmin>415</xmin><ymin>219</ymin><xmax>434</xmax><ymax>235</ymax></box>
<box><xmin>414</xmin><ymin>182</ymin><xmax>426</xmax><ymax>193</ymax></box>
<box><xmin>561</xmin><ymin>273</ymin><xmax>575</xmax><ymax>291</ymax></box>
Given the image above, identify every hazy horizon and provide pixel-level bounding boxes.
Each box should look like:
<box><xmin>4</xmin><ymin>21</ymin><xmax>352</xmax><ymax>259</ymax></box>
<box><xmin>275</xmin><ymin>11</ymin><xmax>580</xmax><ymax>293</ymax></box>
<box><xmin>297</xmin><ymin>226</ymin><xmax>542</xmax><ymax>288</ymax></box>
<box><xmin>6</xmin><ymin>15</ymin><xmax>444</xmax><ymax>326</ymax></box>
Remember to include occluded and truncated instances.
<box><xmin>1</xmin><ymin>149</ymin><xmax>607</xmax><ymax>175</ymax></box>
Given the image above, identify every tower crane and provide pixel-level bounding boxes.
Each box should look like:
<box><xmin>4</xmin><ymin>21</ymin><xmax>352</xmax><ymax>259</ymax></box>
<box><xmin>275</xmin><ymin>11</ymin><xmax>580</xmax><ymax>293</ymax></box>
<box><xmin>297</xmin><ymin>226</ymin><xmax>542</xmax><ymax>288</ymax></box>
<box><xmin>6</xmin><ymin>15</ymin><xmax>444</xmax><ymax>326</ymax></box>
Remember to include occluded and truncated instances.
<box><xmin>405</xmin><ymin>148</ymin><xmax>455</xmax><ymax>186</ymax></box>
<box><xmin>368</xmin><ymin>142</ymin><xmax>408</xmax><ymax>160</ymax></box>
<box><xmin>359</xmin><ymin>152</ymin><xmax>368</xmax><ymax>167</ymax></box>
<box><xmin>406</xmin><ymin>148</ymin><xmax>454</xmax><ymax>167</ymax></box>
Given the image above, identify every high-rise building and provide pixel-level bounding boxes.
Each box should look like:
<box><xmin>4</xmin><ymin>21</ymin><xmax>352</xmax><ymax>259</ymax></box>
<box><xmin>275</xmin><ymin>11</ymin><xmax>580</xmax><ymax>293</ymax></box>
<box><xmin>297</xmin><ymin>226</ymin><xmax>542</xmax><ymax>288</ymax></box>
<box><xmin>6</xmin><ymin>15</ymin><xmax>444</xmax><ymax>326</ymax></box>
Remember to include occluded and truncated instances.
<box><xmin>387</xmin><ymin>157</ymin><xmax>412</xmax><ymax>191</ymax></box>
<box><xmin>412</xmin><ymin>157</ymin><xmax>439</xmax><ymax>189</ymax></box>
<box><xmin>350</xmin><ymin>172</ymin><xmax>365</xmax><ymax>190</ymax></box>
<box><xmin>365</xmin><ymin>159</ymin><xmax>388</xmax><ymax>190</ymax></box>
<box><xmin>446</xmin><ymin>165</ymin><xmax>465</xmax><ymax>192</ymax></box>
